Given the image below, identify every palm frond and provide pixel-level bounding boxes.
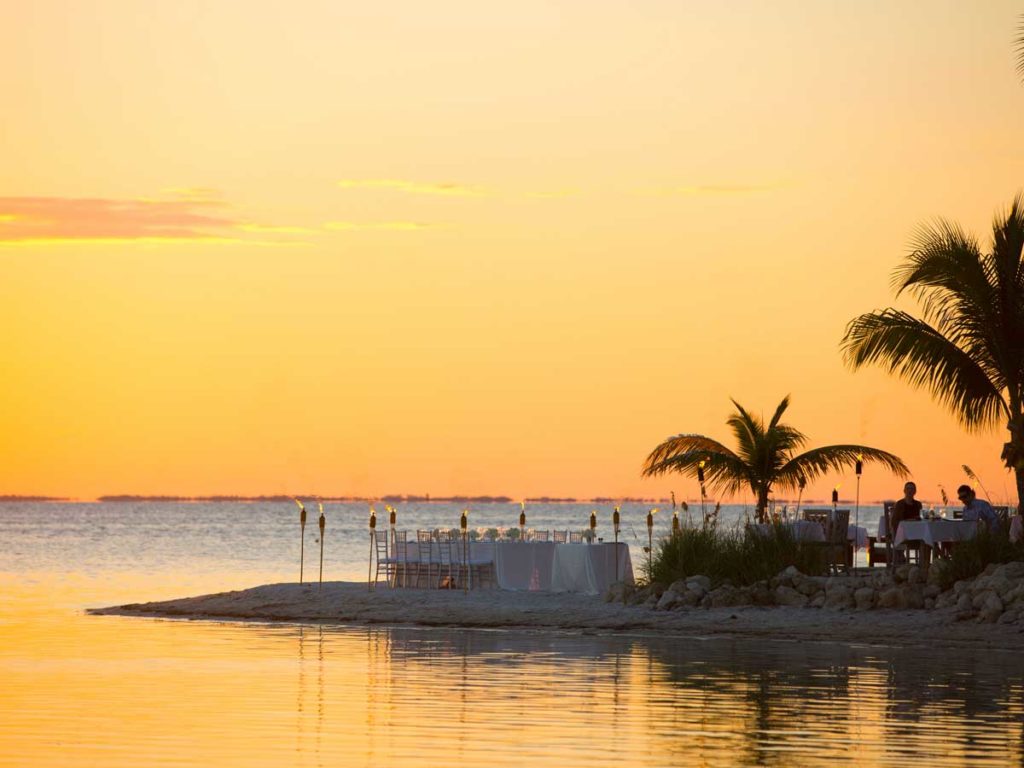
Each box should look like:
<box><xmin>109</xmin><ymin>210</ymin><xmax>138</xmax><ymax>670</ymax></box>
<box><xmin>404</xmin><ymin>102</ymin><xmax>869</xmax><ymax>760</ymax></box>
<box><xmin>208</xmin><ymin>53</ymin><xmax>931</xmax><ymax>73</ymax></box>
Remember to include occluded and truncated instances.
<box><xmin>642</xmin><ymin>441</ymin><xmax>752</xmax><ymax>497</ymax></box>
<box><xmin>1017</xmin><ymin>14</ymin><xmax>1024</xmax><ymax>83</ymax></box>
<box><xmin>842</xmin><ymin>309</ymin><xmax>1006</xmax><ymax>430</ymax></box>
<box><xmin>776</xmin><ymin>445</ymin><xmax>909</xmax><ymax>492</ymax></box>
<box><xmin>642</xmin><ymin>434</ymin><xmax>734</xmax><ymax>472</ymax></box>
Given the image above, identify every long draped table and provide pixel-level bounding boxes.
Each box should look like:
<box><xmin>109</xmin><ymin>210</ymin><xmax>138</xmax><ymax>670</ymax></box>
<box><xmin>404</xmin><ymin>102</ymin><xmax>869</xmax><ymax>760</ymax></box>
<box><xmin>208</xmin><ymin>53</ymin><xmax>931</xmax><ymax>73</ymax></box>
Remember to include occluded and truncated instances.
<box><xmin>396</xmin><ymin>539</ymin><xmax>633</xmax><ymax>594</ymax></box>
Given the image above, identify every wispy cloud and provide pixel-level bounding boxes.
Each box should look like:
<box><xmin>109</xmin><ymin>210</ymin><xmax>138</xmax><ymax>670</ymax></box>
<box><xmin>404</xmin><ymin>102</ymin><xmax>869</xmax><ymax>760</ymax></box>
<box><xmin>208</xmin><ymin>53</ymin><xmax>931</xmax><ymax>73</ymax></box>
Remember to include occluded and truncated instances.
<box><xmin>323</xmin><ymin>221</ymin><xmax>437</xmax><ymax>232</ymax></box>
<box><xmin>644</xmin><ymin>184</ymin><xmax>781</xmax><ymax>196</ymax></box>
<box><xmin>337</xmin><ymin>179</ymin><xmax>486</xmax><ymax>197</ymax></box>
<box><xmin>0</xmin><ymin>195</ymin><xmax>305</xmax><ymax>246</ymax></box>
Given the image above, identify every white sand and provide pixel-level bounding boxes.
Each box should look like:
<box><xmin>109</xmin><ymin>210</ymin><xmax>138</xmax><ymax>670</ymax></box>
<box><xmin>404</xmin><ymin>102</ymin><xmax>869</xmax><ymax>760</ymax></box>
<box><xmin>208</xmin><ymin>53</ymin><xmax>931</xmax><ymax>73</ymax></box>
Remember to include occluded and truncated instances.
<box><xmin>90</xmin><ymin>581</ymin><xmax>1024</xmax><ymax>650</ymax></box>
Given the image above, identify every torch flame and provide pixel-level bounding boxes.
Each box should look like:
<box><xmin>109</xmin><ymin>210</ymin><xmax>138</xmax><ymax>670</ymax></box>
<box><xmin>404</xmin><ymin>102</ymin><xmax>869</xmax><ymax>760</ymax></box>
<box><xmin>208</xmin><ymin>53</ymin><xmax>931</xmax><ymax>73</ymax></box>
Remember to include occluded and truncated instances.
<box><xmin>317</xmin><ymin>500</ymin><xmax>324</xmax><ymax>514</ymax></box>
<box><xmin>294</xmin><ymin>498</ymin><xmax>305</xmax><ymax>511</ymax></box>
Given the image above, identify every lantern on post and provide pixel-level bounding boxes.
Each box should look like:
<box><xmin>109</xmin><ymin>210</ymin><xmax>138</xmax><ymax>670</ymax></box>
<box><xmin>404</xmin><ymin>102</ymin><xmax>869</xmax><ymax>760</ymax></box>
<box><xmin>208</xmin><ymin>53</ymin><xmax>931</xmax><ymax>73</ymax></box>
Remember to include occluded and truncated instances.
<box><xmin>460</xmin><ymin>509</ymin><xmax>469</xmax><ymax>593</ymax></box>
<box><xmin>294</xmin><ymin>499</ymin><xmax>307</xmax><ymax>583</ymax></box>
<box><xmin>519</xmin><ymin>501</ymin><xmax>526</xmax><ymax>542</ymax></box>
<box><xmin>646</xmin><ymin>508</ymin><xmax>657</xmax><ymax>574</ymax></box>
<box><xmin>317</xmin><ymin>501</ymin><xmax>326</xmax><ymax>589</ymax></box>
<box><xmin>613</xmin><ymin>506</ymin><xmax>621</xmax><ymax>580</ymax></box>
<box><xmin>697</xmin><ymin>461</ymin><xmax>707</xmax><ymax>522</ymax></box>
<box><xmin>368</xmin><ymin>507</ymin><xmax>377</xmax><ymax>592</ymax></box>
<box><xmin>854</xmin><ymin>456</ymin><xmax>863</xmax><ymax>566</ymax></box>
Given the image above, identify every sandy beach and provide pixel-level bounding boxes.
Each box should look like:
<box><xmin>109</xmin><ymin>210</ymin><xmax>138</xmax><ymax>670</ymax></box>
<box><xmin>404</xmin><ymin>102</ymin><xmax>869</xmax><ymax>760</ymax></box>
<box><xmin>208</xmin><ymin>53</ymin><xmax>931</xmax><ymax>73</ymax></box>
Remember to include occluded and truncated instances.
<box><xmin>91</xmin><ymin>581</ymin><xmax>1024</xmax><ymax>651</ymax></box>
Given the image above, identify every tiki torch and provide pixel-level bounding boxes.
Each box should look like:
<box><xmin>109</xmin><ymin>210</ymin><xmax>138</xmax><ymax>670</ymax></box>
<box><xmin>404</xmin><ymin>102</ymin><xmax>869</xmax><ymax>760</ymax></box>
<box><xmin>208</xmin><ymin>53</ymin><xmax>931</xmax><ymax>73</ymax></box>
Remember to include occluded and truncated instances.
<box><xmin>460</xmin><ymin>509</ymin><xmax>469</xmax><ymax>593</ymax></box>
<box><xmin>519</xmin><ymin>501</ymin><xmax>526</xmax><ymax>542</ymax></box>
<box><xmin>613</xmin><ymin>506</ymin><xmax>621</xmax><ymax>580</ymax></box>
<box><xmin>698</xmin><ymin>461</ymin><xmax>707</xmax><ymax>522</ymax></box>
<box><xmin>295</xmin><ymin>499</ymin><xmax>307</xmax><ymax>583</ymax></box>
<box><xmin>368</xmin><ymin>506</ymin><xmax>376</xmax><ymax>592</ymax></box>
<box><xmin>647</xmin><ymin>508</ymin><xmax>657</xmax><ymax>575</ymax></box>
<box><xmin>589</xmin><ymin>510</ymin><xmax>597</xmax><ymax>544</ymax></box>
<box><xmin>832</xmin><ymin>486</ymin><xmax>839</xmax><ymax>515</ymax></box>
<box><xmin>854</xmin><ymin>456</ymin><xmax>863</xmax><ymax>566</ymax></box>
<box><xmin>318</xmin><ymin>501</ymin><xmax>326</xmax><ymax>589</ymax></box>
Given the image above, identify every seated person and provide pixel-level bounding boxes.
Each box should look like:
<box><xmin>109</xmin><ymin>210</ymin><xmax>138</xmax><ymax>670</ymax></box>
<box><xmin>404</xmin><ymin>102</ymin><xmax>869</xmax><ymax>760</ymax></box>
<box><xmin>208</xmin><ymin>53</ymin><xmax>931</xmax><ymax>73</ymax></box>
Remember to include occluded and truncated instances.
<box><xmin>957</xmin><ymin>485</ymin><xmax>999</xmax><ymax>529</ymax></box>
<box><xmin>889</xmin><ymin>481</ymin><xmax>922</xmax><ymax>564</ymax></box>
<box><xmin>890</xmin><ymin>481</ymin><xmax>922</xmax><ymax>534</ymax></box>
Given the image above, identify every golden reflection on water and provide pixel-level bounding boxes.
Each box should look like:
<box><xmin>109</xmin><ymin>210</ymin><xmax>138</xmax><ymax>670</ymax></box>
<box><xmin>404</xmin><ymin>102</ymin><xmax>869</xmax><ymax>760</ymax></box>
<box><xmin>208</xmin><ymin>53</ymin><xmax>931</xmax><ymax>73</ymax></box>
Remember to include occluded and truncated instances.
<box><xmin>1</xmin><ymin>572</ymin><xmax>1023</xmax><ymax>767</ymax></box>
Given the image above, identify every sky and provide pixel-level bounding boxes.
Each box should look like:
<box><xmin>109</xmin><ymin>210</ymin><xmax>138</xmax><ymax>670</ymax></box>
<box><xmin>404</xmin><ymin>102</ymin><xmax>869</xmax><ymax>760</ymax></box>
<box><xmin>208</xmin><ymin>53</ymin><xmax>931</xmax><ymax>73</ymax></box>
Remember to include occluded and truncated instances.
<box><xmin>2</xmin><ymin>0</ymin><xmax>1024</xmax><ymax>504</ymax></box>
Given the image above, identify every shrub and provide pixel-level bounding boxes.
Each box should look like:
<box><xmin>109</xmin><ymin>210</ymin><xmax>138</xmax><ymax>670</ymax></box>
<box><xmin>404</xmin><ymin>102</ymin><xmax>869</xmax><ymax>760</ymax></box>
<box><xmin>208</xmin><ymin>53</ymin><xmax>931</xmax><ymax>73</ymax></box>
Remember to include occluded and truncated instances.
<box><xmin>939</xmin><ymin>525</ymin><xmax>1024</xmax><ymax>589</ymax></box>
<box><xmin>645</xmin><ymin>523</ymin><xmax>825</xmax><ymax>587</ymax></box>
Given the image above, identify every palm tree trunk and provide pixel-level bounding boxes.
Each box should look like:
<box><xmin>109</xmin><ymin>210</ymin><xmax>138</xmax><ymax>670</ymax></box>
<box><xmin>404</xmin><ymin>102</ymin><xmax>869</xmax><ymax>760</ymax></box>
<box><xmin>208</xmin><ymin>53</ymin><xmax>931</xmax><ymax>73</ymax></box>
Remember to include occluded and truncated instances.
<box><xmin>1006</xmin><ymin>409</ymin><xmax>1024</xmax><ymax>516</ymax></box>
<box><xmin>756</xmin><ymin>487</ymin><xmax>770</xmax><ymax>524</ymax></box>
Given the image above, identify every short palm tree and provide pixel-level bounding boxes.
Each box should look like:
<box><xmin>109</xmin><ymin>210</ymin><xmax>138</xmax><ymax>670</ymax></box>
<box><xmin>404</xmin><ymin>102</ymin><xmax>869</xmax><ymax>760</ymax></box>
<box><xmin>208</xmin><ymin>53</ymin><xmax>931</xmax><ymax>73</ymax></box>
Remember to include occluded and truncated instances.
<box><xmin>642</xmin><ymin>396</ymin><xmax>908</xmax><ymax>523</ymax></box>
<box><xmin>842</xmin><ymin>196</ymin><xmax>1024</xmax><ymax>514</ymax></box>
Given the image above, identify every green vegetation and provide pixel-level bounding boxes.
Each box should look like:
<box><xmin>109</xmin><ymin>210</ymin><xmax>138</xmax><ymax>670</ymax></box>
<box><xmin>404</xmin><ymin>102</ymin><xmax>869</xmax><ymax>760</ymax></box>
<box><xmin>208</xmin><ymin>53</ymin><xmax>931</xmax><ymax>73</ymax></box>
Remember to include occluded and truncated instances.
<box><xmin>642</xmin><ymin>396</ymin><xmax>908</xmax><ymax>523</ymax></box>
<box><xmin>939</xmin><ymin>526</ymin><xmax>1024</xmax><ymax>590</ymax></box>
<box><xmin>645</xmin><ymin>524</ymin><xmax>826</xmax><ymax>587</ymax></box>
<box><xmin>842</xmin><ymin>197</ymin><xmax>1024</xmax><ymax>515</ymax></box>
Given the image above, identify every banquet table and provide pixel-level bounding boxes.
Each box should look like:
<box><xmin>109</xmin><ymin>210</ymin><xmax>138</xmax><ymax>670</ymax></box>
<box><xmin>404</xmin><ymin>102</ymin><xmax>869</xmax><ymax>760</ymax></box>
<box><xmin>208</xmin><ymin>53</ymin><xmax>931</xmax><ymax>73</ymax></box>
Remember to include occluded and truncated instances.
<box><xmin>396</xmin><ymin>538</ymin><xmax>633</xmax><ymax>594</ymax></box>
<box><xmin>892</xmin><ymin>519</ymin><xmax>978</xmax><ymax>549</ymax></box>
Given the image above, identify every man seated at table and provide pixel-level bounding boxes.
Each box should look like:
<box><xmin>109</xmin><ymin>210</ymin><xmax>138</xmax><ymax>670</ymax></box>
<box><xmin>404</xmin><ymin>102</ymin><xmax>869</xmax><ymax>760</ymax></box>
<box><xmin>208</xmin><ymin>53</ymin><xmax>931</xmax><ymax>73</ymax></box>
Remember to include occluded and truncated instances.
<box><xmin>957</xmin><ymin>485</ymin><xmax>999</xmax><ymax>530</ymax></box>
<box><xmin>890</xmin><ymin>481</ymin><xmax>922</xmax><ymax>564</ymax></box>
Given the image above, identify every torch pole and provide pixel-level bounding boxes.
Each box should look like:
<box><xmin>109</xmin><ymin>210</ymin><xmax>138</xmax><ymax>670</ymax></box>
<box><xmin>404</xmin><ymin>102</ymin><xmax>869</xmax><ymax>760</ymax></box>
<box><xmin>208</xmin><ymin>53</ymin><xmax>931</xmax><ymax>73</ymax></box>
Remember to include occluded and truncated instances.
<box><xmin>855</xmin><ymin>458</ymin><xmax>863</xmax><ymax>569</ymax></box>
<box><xmin>296</xmin><ymin>500</ymin><xmax>307</xmax><ymax>584</ymax></box>
<box><xmin>368</xmin><ymin>508</ymin><xmax>376</xmax><ymax>592</ymax></box>
<box><xmin>318</xmin><ymin>502</ymin><xmax>325</xmax><ymax>590</ymax></box>
<box><xmin>613</xmin><ymin>506</ymin><xmax>620</xmax><ymax>582</ymax></box>
<box><xmin>647</xmin><ymin>509</ymin><xmax>654</xmax><ymax>577</ymax></box>
<box><xmin>461</xmin><ymin>510</ymin><xmax>468</xmax><ymax>594</ymax></box>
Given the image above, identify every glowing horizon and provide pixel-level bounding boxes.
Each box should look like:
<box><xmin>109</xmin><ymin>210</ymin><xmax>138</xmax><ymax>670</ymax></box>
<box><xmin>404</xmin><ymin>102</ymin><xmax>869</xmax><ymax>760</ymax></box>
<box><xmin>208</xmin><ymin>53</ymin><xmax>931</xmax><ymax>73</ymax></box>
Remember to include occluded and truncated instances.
<box><xmin>2</xmin><ymin>1</ymin><xmax>1023</xmax><ymax>505</ymax></box>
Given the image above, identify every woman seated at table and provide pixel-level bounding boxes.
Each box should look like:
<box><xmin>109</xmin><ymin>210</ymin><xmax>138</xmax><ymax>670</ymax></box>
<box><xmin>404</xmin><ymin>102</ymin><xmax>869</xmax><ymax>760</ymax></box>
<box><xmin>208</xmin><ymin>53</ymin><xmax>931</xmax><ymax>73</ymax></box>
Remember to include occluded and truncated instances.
<box><xmin>890</xmin><ymin>482</ymin><xmax>922</xmax><ymax>564</ymax></box>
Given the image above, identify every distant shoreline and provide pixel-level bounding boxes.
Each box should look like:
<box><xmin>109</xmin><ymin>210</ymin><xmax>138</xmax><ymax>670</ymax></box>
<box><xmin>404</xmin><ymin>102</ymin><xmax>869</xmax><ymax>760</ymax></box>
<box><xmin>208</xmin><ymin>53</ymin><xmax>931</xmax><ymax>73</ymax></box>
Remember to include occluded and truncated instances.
<box><xmin>1</xmin><ymin>495</ymin><xmax>887</xmax><ymax>504</ymax></box>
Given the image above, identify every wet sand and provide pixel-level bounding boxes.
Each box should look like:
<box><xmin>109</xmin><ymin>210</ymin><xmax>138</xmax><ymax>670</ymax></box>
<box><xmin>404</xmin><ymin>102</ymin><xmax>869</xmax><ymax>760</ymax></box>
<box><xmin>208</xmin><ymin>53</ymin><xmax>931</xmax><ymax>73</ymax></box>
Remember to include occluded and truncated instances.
<box><xmin>91</xmin><ymin>581</ymin><xmax>1024</xmax><ymax>651</ymax></box>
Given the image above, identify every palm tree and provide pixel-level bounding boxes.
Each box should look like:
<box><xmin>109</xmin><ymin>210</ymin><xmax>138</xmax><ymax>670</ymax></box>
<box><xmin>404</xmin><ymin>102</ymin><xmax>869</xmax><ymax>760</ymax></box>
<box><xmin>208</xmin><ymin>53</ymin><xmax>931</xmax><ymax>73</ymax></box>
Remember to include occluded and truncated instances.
<box><xmin>842</xmin><ymin>196</ymin><xmax>1024</xmax><ymax>514</ymax></box>
<box><xmin>642</xmin><ymin>396</ymin><xmax>908</xmax><ymax>523</ymax></box>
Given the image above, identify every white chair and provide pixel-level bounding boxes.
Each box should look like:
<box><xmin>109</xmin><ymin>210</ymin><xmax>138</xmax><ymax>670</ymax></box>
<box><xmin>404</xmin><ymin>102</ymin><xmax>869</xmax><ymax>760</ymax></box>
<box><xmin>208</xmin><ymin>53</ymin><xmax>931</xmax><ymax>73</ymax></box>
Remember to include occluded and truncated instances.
<box><xmin>569</xmin><ymin>531</ymin><xmax>583</xmax><ymax>543</ymax></box>
<box><xmin>392</xmin><ymin>530</ymin><xmax>411</xmax><ymax>587</ymax></box>
<box><xmin>373</xmin><ymin>530</ymin><xmax>397</xmax><ymax>588</ymax></box>
<box><xmin>553</xmin><ymin>530</ymin><xmax>568</xmax><ymax>544</ymax></box>
<box><xmin>531</xmin><ymin>530</ymin><xmax>550</xmax><ymax>542</ymax></box>
<box><xmin>416</xmin><ymin>530</ymin><xmax>436</xmax><ymax>589</ymax></box>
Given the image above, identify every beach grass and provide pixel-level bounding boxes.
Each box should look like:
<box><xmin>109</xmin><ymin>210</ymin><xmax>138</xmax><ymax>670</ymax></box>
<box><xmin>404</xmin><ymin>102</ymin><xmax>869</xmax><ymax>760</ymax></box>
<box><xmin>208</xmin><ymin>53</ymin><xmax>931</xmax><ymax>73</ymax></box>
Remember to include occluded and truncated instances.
<box><xmin>646</xmin><ymin>523</ymin><xmax>825</xmax><ymax>587</ymax></box>
<box><xmin>940</xmin><ymin>526</ymin><xmax>1024</xmax><ymax>589</ymax></box>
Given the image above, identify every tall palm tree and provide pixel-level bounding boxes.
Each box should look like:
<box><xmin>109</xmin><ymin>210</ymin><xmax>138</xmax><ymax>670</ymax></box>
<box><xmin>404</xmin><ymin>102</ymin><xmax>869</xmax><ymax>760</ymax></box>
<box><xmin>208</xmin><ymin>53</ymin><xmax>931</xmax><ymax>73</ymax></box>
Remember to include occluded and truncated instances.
<box><xmin>842</xmin><ymin>196</ymin><xmax>1024</xmax><ymax>514</ymax></box>
<box><xmin>642</xmin><ymin>396</ymin><xmax>908</xmax><ymax>523</ymax></box>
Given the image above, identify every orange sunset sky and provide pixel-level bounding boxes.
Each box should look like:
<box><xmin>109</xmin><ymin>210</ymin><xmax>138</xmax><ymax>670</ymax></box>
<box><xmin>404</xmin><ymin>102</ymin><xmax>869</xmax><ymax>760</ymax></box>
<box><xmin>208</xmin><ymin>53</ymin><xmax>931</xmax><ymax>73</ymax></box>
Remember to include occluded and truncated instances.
<box><xmin>2</xmin><ymin>1</ymin><xmax>1024</xmax><ymax>503</ymax></box>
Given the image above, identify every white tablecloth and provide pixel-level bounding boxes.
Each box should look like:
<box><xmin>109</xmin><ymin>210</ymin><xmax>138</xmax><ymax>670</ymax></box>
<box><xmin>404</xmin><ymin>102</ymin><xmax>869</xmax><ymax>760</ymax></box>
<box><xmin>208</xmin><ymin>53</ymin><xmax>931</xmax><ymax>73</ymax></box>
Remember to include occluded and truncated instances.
<box><xmin>1010</xmin><ymin>515</ymin><xmax>1023</xmax><ymax>544</ymax></box>
<box><xmin>550</xmin><ymin>543</ymin><xmax>633</xmax><ymax>595</ymax></box>
<box><xmin>893</xmin><ymin>520</ymin><xmax>978</xmax><ymax>548</ymax></box>
<box><xmin>492</xmin><ymin>541</ymin><xmax>555</xmax><ymax>590</ymax></box>
<box><xmin>400</xmin><ymin>538</ymin><xmax>632</xmax><ymax>593</ymax></box>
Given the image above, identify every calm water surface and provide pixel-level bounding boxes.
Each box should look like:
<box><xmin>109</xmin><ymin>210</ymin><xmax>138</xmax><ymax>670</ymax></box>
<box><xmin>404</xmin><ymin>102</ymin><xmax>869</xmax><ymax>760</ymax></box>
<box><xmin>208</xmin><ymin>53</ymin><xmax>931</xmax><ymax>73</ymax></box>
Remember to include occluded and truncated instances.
<box><xmin>1</xmin><ymin>502</ymin><xmax>1022</xmax><ymax>767</ymax></box>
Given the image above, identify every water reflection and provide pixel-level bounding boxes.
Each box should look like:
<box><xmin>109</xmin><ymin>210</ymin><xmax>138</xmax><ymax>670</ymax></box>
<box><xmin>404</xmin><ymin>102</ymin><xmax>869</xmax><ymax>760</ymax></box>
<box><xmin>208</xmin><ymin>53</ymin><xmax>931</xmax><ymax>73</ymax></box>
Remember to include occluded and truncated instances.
<box><xmin>279</xmin><ymin>623</ymin><xmax>1024</xmax><ymax>768</ymax></box>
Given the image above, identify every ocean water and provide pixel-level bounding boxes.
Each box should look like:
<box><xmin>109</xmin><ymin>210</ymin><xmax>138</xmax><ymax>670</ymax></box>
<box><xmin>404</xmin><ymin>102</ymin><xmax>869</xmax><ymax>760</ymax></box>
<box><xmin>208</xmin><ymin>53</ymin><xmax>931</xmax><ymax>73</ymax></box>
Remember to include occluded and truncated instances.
<box><xmin>1</xmin><ymin>501</ymin><xmax>1022</xmax><ymax>767</ymax></box>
